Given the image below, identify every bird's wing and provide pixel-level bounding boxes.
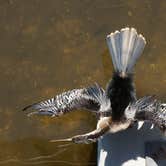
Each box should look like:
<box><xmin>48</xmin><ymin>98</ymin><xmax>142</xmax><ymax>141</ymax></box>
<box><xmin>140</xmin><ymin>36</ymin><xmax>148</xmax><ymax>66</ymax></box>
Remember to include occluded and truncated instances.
<box><xmin>125</xmin><ymin>96</ymin><xmax>166</xmax><ymax>132</ymax></box>
<box><xmin>23</xmin><ymin>83</ymin><xmax>108</xmax><ymax>117</ymax></box>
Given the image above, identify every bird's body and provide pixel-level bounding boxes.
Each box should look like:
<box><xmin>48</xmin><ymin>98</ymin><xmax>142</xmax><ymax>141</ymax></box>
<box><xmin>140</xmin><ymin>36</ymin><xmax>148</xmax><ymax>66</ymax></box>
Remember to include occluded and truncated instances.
<box><xmin>106</xmin><ymin>73</ymin><xmax>136</xmax><ymax>121</ymax></box>
<box><xmin>97</xmin><ymin>116</ymin><xmax>130</xmax><ymax>133</ymax></box>
<box><xmin>23</xmin><ymin>27</ymin><xmax>166</xmax><ymax>144</ymax></box>
<box><xmin>97</xmin><ymin>73</ymin><xmax>136</xmax><ymax>134</ymax></box>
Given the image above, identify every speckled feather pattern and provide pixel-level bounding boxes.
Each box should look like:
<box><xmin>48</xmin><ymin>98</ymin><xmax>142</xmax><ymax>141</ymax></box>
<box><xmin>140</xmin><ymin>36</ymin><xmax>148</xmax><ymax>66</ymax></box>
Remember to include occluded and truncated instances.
<box><xmin>23</xmin><ymin>84</ymin><xmax>111</xmax><ymax>117</ymax></box>
<box><xmin>126</xmin><ymin>96</ymin><xmax>166</xmax><ymax>131</ymax></box>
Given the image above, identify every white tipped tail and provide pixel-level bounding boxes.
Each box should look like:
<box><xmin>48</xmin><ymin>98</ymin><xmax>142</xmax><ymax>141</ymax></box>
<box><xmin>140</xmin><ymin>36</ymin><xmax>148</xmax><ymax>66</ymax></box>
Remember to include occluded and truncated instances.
<box><xmin>106</xmin><ymin>27</ymin><xmax>146</xmax><ymax>77</ymax></box>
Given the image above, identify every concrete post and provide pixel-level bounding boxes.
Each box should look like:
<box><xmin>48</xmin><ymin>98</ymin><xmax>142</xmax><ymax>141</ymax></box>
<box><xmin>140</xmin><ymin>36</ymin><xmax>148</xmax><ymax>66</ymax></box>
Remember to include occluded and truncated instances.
<box><xmin>98</xmin><ymin>122</ymin><xmax>165</xmax><ymax>166</ymax></box>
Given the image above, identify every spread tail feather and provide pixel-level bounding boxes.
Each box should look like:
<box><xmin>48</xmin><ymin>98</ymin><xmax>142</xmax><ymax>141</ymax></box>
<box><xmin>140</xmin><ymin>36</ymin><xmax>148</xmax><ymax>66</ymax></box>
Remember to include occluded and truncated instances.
<box><xmin>106</xmin><ymin>27</ymin><xmax>146</xmax><ymax>77</ymax></box>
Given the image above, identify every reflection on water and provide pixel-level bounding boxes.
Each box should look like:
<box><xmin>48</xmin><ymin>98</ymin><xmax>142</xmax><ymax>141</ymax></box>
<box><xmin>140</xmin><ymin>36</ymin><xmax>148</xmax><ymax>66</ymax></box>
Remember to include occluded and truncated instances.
<box><xmin>0</xmin><ymin>0</ymin><xmax>165</xmax><ymax>165</ymax></box>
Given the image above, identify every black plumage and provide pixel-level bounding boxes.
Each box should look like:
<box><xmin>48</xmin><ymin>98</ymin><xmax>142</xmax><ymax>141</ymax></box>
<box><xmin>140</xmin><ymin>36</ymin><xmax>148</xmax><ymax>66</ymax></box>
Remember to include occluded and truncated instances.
<box><xmin>106</xmin><ymin>73</ymin><xmax>136</xmax><ymax>120</ymax></box>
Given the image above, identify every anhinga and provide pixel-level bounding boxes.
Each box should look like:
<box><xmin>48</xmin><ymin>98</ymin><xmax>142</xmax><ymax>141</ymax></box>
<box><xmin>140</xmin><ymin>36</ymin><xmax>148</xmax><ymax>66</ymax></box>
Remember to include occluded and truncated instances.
<box><xmin>23</xmin><ymin>27</ymin><xmax>166</xmax><ymax>144</ymax></box>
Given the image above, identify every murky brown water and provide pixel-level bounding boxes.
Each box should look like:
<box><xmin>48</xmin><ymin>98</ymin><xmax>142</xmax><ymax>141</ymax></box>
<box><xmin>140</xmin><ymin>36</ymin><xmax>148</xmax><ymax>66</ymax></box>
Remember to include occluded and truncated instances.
<box><xmin>0</xmin><ymin>0</ymin><xmax>165</xmax><ymax>165</ymax></box>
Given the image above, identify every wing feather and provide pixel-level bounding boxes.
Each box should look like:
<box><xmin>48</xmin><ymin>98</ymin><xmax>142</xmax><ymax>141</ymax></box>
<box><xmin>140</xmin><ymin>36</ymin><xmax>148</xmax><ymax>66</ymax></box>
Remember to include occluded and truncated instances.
<box><xmin>125</xmin><ymin>96</ymin><xmax>166</xmax><ymax>131</ymax></box>
<box><xmin>23</xmin><ymin>84</ymin><xmax>107</xmax><ymax>117</ymax></box>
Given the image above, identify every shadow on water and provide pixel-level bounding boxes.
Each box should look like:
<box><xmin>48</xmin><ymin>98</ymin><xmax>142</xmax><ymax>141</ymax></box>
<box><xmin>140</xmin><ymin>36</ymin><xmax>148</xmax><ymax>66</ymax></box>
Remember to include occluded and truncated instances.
<box><xmin>0</xmin><ymin>0</ymin><xmax>165</xmax><ymax>165</ymax></box>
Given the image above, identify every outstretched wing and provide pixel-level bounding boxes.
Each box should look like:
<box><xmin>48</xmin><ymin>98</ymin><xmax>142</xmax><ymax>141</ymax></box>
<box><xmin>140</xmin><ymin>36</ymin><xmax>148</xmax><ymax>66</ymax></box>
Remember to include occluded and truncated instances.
<box><xmin>125</xmin><ymin>96</ymin><xmax>166</xmax><ymax>132</ymax></box>
<box><xmin>23</xmin><ymin>84</ymin><xmax>107</xmax><ymax>117</ymax></box>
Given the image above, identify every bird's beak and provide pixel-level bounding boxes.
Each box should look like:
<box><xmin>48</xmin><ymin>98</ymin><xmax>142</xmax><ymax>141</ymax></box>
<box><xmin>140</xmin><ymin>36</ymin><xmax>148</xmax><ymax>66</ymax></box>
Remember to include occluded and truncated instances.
<box><xmin>50</xmin><ymin>138</ymin><xmax>73</xmax><ymax>143</ymax></box>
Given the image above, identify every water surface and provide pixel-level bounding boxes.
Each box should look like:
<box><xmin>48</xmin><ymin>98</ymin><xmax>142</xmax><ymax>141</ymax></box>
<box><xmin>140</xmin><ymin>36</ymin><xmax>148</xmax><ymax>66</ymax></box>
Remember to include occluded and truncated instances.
<box><xmin>0</xmin><ymin>0</ymin><xmax>165</xmax><ymax>165</ymax></box>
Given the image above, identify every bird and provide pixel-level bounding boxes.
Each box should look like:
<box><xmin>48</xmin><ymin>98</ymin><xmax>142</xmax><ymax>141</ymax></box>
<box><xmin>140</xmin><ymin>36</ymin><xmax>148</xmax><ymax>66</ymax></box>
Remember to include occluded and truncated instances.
<box><xmin>23</xmin><ymin>27</ymin><xmax>166</xmax><ymax>144</ymax></box>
